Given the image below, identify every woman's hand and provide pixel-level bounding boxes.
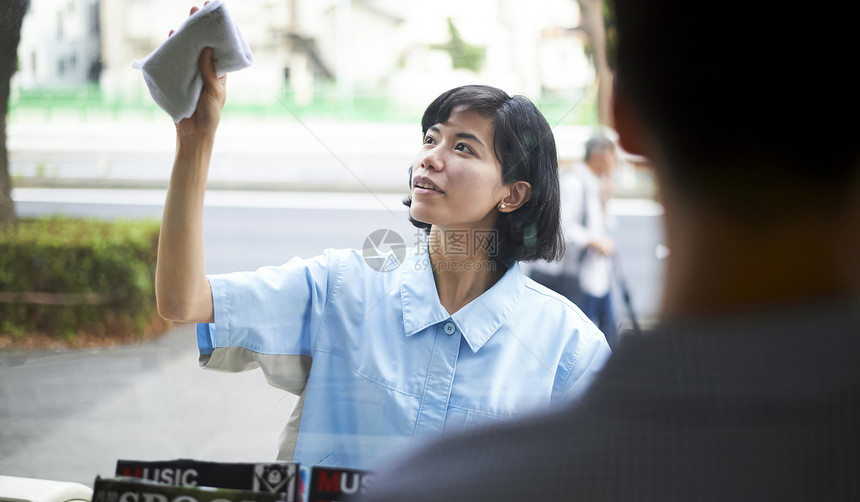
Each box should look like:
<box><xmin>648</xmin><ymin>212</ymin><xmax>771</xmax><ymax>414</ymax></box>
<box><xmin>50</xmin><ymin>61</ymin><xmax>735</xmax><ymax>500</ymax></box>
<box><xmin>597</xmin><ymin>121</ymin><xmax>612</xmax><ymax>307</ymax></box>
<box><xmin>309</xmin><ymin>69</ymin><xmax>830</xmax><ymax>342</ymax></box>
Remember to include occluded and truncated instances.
<box><xmin>170</xmin><ymin>4</ymin><xmax>227</xmax><ymax>139</ymax></box>
<box><xmin>176</xmin><ymin>46</ymin><xmax>226</xmax><ymax>139</ymax></box>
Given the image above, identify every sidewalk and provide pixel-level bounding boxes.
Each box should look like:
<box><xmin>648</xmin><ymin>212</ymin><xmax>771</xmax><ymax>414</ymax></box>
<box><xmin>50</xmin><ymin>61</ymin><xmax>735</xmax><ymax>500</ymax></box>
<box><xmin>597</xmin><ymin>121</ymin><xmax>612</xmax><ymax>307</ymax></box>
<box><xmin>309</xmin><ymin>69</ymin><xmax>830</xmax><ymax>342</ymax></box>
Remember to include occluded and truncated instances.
<box><xmin>7</xmin><ymin>119</ymin><xmax>654</xmax><ymax>198</ymax></box>
<box><xmin>0</xmin><ymin>323</ymin><xmax>298</xmax><ymax>487</ymax></box>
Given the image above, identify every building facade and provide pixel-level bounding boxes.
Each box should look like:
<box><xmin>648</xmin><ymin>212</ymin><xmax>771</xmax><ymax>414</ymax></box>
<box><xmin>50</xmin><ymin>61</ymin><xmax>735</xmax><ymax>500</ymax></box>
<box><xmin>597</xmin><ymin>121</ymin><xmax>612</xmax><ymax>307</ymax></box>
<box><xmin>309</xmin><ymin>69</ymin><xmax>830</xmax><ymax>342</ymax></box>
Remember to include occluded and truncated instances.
<box><xmin>17</xmin><ymin>0</ymin><xmax>101</xmax><ymax>89</ymax></box>
<box><xmin>16</xmin><ymin>0</ymin><xmax>595</xmax><ymax>112</ymax></box>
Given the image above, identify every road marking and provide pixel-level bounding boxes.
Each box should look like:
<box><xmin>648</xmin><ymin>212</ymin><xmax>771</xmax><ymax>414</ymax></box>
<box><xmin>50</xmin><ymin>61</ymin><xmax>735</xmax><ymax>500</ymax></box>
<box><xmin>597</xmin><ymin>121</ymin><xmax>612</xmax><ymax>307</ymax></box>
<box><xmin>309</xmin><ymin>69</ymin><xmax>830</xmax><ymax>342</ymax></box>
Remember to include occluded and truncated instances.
<box><xmin>12</xmin><ymin>188</ymin><xmax>408</xmax><ymax>211</ymax></box>
<box><xmin>12</xmin><ymin>188</ymin><xmax>664</xmax><ymax>216</ymax></box>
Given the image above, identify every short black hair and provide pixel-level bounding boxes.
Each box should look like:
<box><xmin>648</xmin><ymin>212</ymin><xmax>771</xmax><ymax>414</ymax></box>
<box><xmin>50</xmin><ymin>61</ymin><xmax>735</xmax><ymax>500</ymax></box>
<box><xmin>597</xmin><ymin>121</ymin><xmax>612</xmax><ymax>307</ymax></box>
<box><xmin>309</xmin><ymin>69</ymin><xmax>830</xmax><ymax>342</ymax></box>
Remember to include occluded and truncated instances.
<box><xmin>403</xmin><ymin>85</ymin><xmax>563</xmax><ymax>265</ymax></box>
<box><xmin>612</xmin><ymin>0</ymin><xmax>860</xmax><ymax>216</ymax></box>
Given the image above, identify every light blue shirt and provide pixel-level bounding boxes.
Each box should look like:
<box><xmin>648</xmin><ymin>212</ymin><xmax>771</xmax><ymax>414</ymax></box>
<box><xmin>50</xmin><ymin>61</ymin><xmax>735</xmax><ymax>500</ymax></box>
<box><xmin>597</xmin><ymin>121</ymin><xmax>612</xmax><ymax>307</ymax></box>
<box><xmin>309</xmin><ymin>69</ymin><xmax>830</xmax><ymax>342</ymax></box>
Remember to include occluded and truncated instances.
<box><xmin>197</xmin><ymin>244</ymin><xmax>610</xmax><ymax>470</ymax></box>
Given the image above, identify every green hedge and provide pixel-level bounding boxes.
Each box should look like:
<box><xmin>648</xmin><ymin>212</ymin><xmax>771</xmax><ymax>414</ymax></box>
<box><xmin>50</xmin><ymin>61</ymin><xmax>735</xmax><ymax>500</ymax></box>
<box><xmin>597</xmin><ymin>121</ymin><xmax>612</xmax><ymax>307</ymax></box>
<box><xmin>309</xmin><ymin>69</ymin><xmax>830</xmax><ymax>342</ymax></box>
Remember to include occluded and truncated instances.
<box><xmin>0</xmin><ymin>215</ymin><xmax>163</xmax><ymax>340</ymax></box>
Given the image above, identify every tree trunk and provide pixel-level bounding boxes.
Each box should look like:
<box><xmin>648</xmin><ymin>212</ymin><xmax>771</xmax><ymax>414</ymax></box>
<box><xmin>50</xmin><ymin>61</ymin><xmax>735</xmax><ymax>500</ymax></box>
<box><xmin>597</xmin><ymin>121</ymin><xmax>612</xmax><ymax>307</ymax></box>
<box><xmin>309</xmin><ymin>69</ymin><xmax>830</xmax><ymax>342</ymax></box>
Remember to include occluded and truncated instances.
<box><xmin>0</xmin><ymin>0</ymin><xmax>30</xmax><ymax>231</ymax></box>
<box><xmin>577</xmin><ymin>0</ymin><xmax>613</xmax><ymax>127</ymax></box>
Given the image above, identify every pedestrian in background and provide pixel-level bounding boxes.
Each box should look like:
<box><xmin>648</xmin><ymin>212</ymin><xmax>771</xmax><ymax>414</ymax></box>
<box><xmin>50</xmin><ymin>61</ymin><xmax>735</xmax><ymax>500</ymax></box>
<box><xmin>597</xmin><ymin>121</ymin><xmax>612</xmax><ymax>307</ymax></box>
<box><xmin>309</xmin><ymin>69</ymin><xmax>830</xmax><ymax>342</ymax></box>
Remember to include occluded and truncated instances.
<box><xmin>529</xmin><ymin>134</ymin><xmax>619</xmax><ymax>347</ymax></box>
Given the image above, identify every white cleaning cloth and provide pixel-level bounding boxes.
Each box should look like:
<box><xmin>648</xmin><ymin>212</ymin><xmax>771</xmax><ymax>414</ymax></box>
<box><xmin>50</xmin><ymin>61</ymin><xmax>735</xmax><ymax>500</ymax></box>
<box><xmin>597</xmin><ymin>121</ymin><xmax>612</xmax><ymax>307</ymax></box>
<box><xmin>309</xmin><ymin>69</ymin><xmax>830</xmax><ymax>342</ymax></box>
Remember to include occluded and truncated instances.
<box><xmin>132</xmin><ymin>0</ymin><xmax>253</xmax><ymax>122</ymax></box>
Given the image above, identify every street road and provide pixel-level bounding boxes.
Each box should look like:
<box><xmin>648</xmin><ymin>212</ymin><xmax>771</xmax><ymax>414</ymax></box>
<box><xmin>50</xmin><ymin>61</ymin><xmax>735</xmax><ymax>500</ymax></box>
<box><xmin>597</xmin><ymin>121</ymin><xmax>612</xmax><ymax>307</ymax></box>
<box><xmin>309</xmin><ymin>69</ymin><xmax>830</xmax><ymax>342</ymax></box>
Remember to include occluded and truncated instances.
<box><xmin>1</xmin><ymin>188</ymin><xmax>664</xmax><ymax>486</ymax></box>
<box><xmin>12</xmin><ymin>188</ymin><xmax>665</xmax><ymax>318</ymax></box>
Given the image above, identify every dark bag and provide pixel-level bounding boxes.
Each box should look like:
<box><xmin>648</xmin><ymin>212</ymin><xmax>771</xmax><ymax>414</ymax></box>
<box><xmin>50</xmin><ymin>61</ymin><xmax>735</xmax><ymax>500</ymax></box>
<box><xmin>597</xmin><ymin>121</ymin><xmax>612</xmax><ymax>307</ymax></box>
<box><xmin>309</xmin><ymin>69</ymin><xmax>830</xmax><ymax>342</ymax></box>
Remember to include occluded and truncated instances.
<box><xmin>529</xmin><ymin>170</ymin><xmax>590</xmax><ymax>304</ymax></box>
<box><xmin>529</xmin><ymin>268</ymin><xmax>584</xmax><ymax>305</ymax></box>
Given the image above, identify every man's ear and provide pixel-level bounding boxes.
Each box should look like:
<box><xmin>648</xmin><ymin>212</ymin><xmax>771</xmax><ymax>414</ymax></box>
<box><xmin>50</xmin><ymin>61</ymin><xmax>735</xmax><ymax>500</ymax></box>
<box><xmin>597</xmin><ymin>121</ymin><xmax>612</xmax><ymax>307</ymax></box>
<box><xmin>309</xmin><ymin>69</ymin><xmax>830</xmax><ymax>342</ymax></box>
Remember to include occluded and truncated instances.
<box><xmin>612</xmin><ymin>83</ymin><xmax>649</xmax><ymax>158</ymax></box>
<box><xmin>498</xmin><ymin>181</ymin><xmax>532</xmax><ymax>212</ymax></box>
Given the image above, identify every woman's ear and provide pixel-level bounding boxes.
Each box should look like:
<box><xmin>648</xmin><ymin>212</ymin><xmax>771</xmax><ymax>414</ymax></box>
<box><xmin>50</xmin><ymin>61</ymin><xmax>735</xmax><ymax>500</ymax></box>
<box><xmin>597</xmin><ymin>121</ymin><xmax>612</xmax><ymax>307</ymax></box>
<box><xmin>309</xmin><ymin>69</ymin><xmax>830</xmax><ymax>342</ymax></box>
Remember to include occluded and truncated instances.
<box><xmin>498</xmin><ymin>181</ymin><xmax>532</xmax><ymax>212</ymax></box>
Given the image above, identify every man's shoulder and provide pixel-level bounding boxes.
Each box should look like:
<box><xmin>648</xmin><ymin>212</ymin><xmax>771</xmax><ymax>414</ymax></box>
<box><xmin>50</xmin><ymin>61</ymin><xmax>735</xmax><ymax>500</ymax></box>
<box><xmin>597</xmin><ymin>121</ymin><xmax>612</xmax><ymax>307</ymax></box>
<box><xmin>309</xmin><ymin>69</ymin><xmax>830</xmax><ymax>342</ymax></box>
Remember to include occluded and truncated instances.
<box><xmin>362</xmin><ymin>301</ymin><xmax>860</xmax><ymax>501</ymax></box>
<box><xmin>365</xmin><ymin>401</ymin><xmax>592</xmax><ymax>501</ymax></box>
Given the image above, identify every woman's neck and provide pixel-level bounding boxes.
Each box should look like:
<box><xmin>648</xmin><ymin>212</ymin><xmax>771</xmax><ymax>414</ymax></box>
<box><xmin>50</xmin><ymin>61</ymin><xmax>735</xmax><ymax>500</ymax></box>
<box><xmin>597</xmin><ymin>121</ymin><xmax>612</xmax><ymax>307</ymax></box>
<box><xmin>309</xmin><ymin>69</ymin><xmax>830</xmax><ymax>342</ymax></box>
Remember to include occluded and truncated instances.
<box><xmin>427</xmin><ymin>227</ymin><xmax>505</xmax><ymax>314</ymax></box>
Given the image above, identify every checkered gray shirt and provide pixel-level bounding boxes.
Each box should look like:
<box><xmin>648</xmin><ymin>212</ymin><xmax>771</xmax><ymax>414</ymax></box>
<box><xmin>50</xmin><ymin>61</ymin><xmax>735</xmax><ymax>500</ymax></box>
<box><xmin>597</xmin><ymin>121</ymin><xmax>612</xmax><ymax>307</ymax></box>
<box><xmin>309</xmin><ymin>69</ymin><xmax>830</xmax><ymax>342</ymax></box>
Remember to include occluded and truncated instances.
<box><xmin>362</xmin><ymin>298</ymin><xmax>860</xmax><ymax>501</ymax></box>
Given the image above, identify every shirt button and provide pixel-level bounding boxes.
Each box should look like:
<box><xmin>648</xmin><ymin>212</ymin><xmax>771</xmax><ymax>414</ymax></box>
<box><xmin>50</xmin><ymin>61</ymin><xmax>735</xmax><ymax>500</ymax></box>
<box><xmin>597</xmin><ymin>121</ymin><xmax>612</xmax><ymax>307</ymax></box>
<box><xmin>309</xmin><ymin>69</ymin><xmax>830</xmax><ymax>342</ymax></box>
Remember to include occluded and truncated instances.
<box><xmin>443</xmin><ymin>322</ymin><xmax>456</xmax><ymax>335</ymax></box>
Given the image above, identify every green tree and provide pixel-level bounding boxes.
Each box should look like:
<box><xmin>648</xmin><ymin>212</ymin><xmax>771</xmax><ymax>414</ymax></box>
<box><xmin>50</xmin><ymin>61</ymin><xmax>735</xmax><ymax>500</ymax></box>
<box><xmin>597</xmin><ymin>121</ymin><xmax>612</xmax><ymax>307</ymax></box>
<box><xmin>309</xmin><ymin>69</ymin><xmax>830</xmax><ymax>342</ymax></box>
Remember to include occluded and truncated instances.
<box><xmin>0</xmin><ymin>0</ymin><xmax>30</xmax><ymax>231</ymax></box>
<box><xmin>576</xmin><ymin>0</ymin><xmax>614</xmax><ymax>126</ymax></box>
<box><xmin>434</xmin><ymin>18</ymin><xmax>485</xmax><ymax>73</ymax></box>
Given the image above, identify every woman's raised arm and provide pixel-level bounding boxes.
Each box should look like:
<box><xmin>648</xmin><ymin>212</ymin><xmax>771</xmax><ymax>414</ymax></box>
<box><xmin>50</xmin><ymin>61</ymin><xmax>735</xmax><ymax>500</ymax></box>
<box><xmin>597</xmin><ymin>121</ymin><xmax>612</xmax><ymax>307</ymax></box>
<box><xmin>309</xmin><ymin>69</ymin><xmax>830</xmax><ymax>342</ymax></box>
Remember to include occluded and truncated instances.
<box><xmin>155</xmin><ymin>46</ymin><xmax>226</xmax><ymax>323</ymax></box>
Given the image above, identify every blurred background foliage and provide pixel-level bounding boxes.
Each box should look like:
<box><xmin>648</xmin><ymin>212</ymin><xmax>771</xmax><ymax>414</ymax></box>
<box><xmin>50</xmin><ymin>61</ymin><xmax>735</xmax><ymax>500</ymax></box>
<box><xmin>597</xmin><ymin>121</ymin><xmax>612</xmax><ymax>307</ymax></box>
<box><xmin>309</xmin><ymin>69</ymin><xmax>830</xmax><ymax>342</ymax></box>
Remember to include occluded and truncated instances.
<box><xmin>0</xmin><ymin>215</ymin><xmax>170</xmax><ymax>343</ymax></box>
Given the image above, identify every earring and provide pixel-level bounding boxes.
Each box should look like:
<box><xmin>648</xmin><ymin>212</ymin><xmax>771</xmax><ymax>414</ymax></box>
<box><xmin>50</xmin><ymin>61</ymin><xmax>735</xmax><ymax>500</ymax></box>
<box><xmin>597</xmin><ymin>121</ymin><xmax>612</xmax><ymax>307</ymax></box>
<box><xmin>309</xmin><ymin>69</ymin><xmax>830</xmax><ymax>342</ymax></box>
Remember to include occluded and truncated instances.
<box><xmin>499</xmin><ymin>204</ymin><xmax>507</xmax><ymax>210</ymax></box>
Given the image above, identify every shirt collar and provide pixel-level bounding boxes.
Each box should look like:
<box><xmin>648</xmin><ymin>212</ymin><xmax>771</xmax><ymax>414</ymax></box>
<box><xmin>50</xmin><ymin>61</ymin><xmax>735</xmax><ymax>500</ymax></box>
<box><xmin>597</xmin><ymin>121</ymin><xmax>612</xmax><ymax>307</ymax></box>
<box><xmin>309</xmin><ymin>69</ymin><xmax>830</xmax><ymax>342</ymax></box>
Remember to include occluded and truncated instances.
<box><xmin>400</xmin><ymin>243</ymin><xmax>525</xmax><ymax>353</ymax></box>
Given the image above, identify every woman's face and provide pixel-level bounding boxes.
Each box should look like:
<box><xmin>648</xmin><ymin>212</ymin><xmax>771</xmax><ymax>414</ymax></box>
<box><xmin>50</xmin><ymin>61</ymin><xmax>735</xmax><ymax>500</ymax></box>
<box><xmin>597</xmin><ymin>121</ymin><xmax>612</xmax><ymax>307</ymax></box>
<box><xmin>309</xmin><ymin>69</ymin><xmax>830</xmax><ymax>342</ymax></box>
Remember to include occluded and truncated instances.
<box><xmin>409</xmin><ymin>106</ymin><xmax>509</xmax><ymax>233</ymax></box>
